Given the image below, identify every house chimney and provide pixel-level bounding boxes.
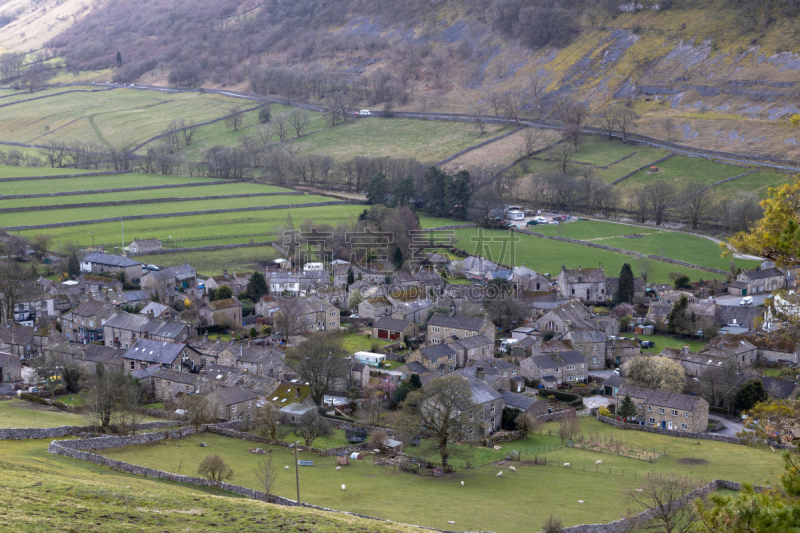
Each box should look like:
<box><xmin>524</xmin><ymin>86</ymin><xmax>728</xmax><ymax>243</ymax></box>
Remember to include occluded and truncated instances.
<box><xmin>476</xmin><ymin>366</ymin><xmax>485</xmax><ymax>380</ymax></box>
<box><xmin>148</xmin><ymin>309</ymin><xmax>154</xmax><ymax>318</ymax></box>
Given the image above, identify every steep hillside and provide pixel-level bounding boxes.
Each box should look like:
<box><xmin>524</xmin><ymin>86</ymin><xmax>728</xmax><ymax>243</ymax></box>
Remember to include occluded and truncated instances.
<box><xmin>5</xmin><ymin>0</ymin><xmax>800</xmax><ymax>158</ymax></box>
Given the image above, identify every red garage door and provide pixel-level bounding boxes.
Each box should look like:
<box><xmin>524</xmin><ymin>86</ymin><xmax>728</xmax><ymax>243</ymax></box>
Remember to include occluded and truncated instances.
<box><xmin>377</xmin><ymin>329</ymin><xmax>389</xmax><ymax>339</ymax></box>
<box><xmin>389</xmin><ymin>331</ymin><xmax>400</xmax><ymax>340</ymax></box>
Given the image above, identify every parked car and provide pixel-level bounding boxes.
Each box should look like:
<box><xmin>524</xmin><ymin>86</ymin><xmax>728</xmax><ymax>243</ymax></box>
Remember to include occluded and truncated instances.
<box><xmin>526</xmin><ymin>220</ymin><xmax>539</xmax><ymax>226</ymax></box>
<box><xmin>640</xmin><ymin>340</ymin><xmax>655</xmax><ymax>348</ymax></box>
<box><xmin>355</xmin><ymin>109</ymin><xmax>371</xmax><ymax>116</ymax></box>
<box><xmin>740</xmin><ymin>296</ymin><xmax>753</xmax><ymax>306</ymax></box>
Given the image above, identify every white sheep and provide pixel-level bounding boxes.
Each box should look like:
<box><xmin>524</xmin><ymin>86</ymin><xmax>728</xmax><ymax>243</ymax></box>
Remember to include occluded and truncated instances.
<box><xmin>563</xmin><ymin>463</ymin><xmax>571</xmax><ymax>468</ymax></box>
<box><xmin>284</xmin><ymin>466</ymin><xmax>290</xmax><ymax>470</ymax></box>
<box><xmin>509</xmin><ymin>466</ymin><xmax>516</xmax><ymax>472</ymax></box>
<box><xmin>335</xmin><ymin>466</ymin><xmax>341</xmax><ymax>471</ymax></box>
<box><xmin>461</xmin><ymin>481</ymin><xmax>464</xmax><ymax>486</ymax></box>
<box><xmin>341</xmin><ymin>484</ymin><xmax>346</xmax><ymax>491</ymax></box>
<box><xmin>595</xmin><ymin>460</ymin><xmax>602</xmax><ymax>466</ymax></box>
<box><xmin>497</xmin><ymin>471</ymin><xmax>503</xmax><ymax>477</ymax></box>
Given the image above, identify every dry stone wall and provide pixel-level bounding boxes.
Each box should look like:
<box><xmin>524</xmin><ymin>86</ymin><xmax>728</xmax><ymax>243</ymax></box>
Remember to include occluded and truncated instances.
<box><xmin>0</xmin><ymin>180</ymin><xmax>241</xmax><ymax>199</ymax></box>
<box><xmin>0</xmin><ymin>420</ymin><xmax>185</xmax><ymax>440</ymax></box>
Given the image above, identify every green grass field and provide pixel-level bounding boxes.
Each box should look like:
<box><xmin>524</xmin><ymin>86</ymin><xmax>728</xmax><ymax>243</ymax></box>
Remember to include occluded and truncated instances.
<box><xmin>0</xmin><ymin>438</ymin><xmax>422</xmax><ymax>533</ymax></box>
<box><xmin>0</xmin><ymin>193</ymin><xmax>325</xmax><ymax>228</ymax></box>
<box><xmin>710</xmin><ymin>167</ymin><xmax>795</xmax><ymax>201</ymax></box>
<box><xmin>0</xmin><ymin>182</ymin><xmax>292</xmax><ymax>209</ymax></box>
<box><xmin>532</xmin><ymin>220</ymin><xmax>757</xmax><ymax>271</ymax></box>
<box><xmin>101</xmin><ymin>418</ymin><xmax>787</xmax><ymax>532</ymax></box>
<box><xmin>446</xmin><ymin>227</ymin><xmax>728</xmax><ymax>283</ymax></box>
<box><xmin>621</xmin><ymin>156</ymin><xmax>747</xmax><ymax>192</ymax></box>
<box><xmin>0</xmin><ymin>164</ymin><xmax>114</xmax><ymax>178</ymax></box>
<box><xmin>292</xmin><ymin>118</ymin><xmax>507</xmax><ymax>164</ymax></box>
<box><xmin>135</xmin><ymin>245</ymin><xmax>280</xmax><ymax>276</ymax></box>
<box><xmin>25</xmin><ymin>204</ymin><xmax>364</xmax><ymax>252</ymax></box>
<box><xmin>0</xmin><ymin>398</ymin><xmax>88</xmax><ymax>428</ymax></box>
<box><xmin>0</xmin><ymin>172</ymin><xmax>219</xmax><ymax>195</ymax></box>
<box><xmin>173</xmin><ymin>105</ymin><xmax>327</xmax><ymax>160</ymax></box>
<box><xmin>0</xmin><ymin>89</ymin><xmax>250</xmax><ymax>149</ymax></box>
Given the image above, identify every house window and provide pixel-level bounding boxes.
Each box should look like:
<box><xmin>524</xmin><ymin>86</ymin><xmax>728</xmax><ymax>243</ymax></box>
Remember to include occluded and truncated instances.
<box><xmin>448</xmin><ymin>365</ymin><xmax>454</xmax><ymax>372</ymax></box>
<box><xmin>638</xmin><ymin>403</ymin><xmax>643</xmax><ymax>409</ymax></box>
<box><xmin>448</xmin><ymin>354</ymin><xmax>454</xmax><ymax>360</ymax></box>
<box><xmin>248</xmin><ymin>401</ymin><xmax>252</xmax><ymax>409</ymax></box>
<box><xmin>671</xmin><ymin>410</ymin><xmax>678</xmax><ymax>416</ymax></box>
<box><xmin>571</xmin><ymin>289</ymin><xmax>575</xmax><ymax>295</ymax></box>
<box><xmin>658</xmin><ymin>408</ymin><xmax>665</xmax><ymax>414</ymax></box>
<box><xmin>685</xmin><ymin>412</ymin><xmax>689</xmax><ymax>419</ymax></box>
<box><xmin>567</xmin><ymin>365</ymin><xmax>575</xmax><ymax>371</ymax></box>
<box><xmin>130</xmin><ymin>361</ymin><xmax>135</xmax><ymax>370</ymax></box>
<box><xmin>491</xmin><ymin>417</ymin><xmax>495</xmax><ymax>428</ymax></box>
<box><xmin>567</xmin><ymin>375</ymin><xmax>573</xmax><ymax>381</ymax></box>
<box><xmin>232</xmin><ymin>405</ymin><xmax>237</xmax><ymax>413</ymax></box>
<box><xmin>647</xmin><ymin>406</ymin><xmax>651</xmax><ymax>412</ymax></box>
<box><xmin>649</xmin><ymin>418</ymin><xmax>655</xmax><ymax>424</ymax></box>
<box><xmin>186</xmin><ymin>385</ymin><xmax>191</xmax><ymax>391</ymax></box>
<box><xmin>592</xmin><ymin>356</ymin><xmax>597</xmax><ymax>363</ymax></box>
<box><xmin>682</xmin><ymin>424</ymin><xmax>688</xmax><ymax>430</ymax></box>
<box><xmin>491</xmin><ymin>403</ymin><xmax>495</xmax><ymax>413</ymax></box>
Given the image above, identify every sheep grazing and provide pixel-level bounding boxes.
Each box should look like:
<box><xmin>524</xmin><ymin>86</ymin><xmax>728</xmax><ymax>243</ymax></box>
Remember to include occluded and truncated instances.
<box><xmin>284</xmin><ymin>466</ymin><xmax>290</xmax><ymax>470</ymax></box>
<box><xmin>563</xmin><ymin>463</ymin><xmax>571</xmax><ymax>468</ymax></box>
<box><xmin>461</xmin><ymin>481</ymin><xmax>465</xmax><ymax>486</ymax></box>
<box><xmin>509</xmin><ymin>466</ymin><xmax>516</xmax><ymax>472</ymax></box>
<box><xmin>595</xmin><ymin>460</ymin><xmax>602</xmax><ymax>466</ymax></box>
<box><xmin>341</xmin><ymin>484</ymin><xmax>346</xmax><ymax>491</ymax></box>
<box><xmin>497</xmin><ymin>471</ymin><xmax>503</xmax><ymax>477</ymax></box>
<box><xmin>335</xmin><ymin>466</ymin><xmax>341</xmax><ymax>471</ymax></box>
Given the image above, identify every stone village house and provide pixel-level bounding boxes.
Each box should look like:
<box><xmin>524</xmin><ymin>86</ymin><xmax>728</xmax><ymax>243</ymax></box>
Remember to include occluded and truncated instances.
<box><xmin>615</xmin><ymin>385</ymin><xmax>709</xmax><ymax>432</ymax></box>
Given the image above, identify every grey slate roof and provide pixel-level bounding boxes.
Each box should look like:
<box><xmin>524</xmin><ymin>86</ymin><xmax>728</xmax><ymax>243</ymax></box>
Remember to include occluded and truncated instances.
<box><xmin>140</xmin><ymin>302</ymin><xmax>172</xmax><ymax>317</ymax></box>
<box><xmin>568</xmin><ymin>329</ymin><xmax>606</xmax><ymax>344</ymax></box>
<box><xmin>280</xmin><ymin>402</ymin><xmax>316</xmax><ymax>416</ymax></box>
<box><xmin>84</xmin><ymin>344</ymin><xmax>123</xmax><ymax>364</ymax></box>
<box><xmin>123</xmin><ymin>288</ymin><xmax>178</xmax><ymax>303</ymax></box>
<box><xmin>210</xmin><ymin>385</ymin><xmax>258</xmax><ymax>406</ymax></box>
<box><xmin>404</xmin><ymin>361</ymin><xmax>430</xmax><ymax>375</ymax></box>
<box><xmin>562</xmin><ymin>267</ymin><xmax>605</xmax><ymax>283</ymax></box>
<box><xmin>742</xmin><ymin>267</ymin><xmax>784</xmax><ymax>280</ymax></box>
<box><xmin>601</xmin><ymin>375</ymin><xmax>627</xmax><ymax>389</ymax></box>
<box><xmin>420</xmin><ymin>343</ymin><xmax>457</xmax><ymax>363</ymax></box>
<box><xmin>452</xmin><ymin>334</ymin><xmax>492</xmax><ymax>350</ymax></box>
<box><xmin>374</xmin><ymin>317</ymin><xmax>414</xmax><ymax>332</ymax></box>
<box><xmin>105</xmin><ymin>312</ymin><xmax>189</xmax><ymax>341</ymax></box>
<box><xmin>501</xmin><ymin>390</ymin><xmax>540</xmax><ymax>411</ymax></box>
<box><xmin>130</xmin><ymin>365</ymin><xmax>161</xmax><ymax>380</ymax></box>
<box><xmin>152</xmin><ymin>264</ymin><xmax>196</xmax><ymax>281</ymax></box>
<box><xmin>187</xmin><ymin>337</ymin><xmax>235</xmax><ymax>355</ymax></box>
<box><xmin>72</xmin><ymin>299</ymin><xmax>111</xmax><ymax>317</ymax></box>
<box><xmin>558</xmin><ymin>350</ymin><xmax>587</xmax><ymax>365</ymax></box>
<box><xmin>428</xmin><ymin>313</ymin><xmax>487</xmax><ymax>331</ymax></box>
<box><xmin>617</xmin><ymin>385</ymin><xmax>706</xmax><ymax>411</ymax></box>
<box><xmin>756</xmin><ymin>376</ymin><xmax>797</xmax><ymax>400</ymax></box>
<box><xmin>83</xmin><ymin>252</ymin><xmax>142</xmax><ymax>267</ymax></box>
<box><xmin>467</xmin><ymin>377</ymin><xmax>503</xmax><ymax>404</ymax></box>
<box><xmin>124</xmin><ymin>339</ymin><xmax>186</xmax><ymax>365</ymax></box>
<box><xmin>153</xmin><ymin>368</ymin><xmax>200</xmax><ymax>384</ymax></box>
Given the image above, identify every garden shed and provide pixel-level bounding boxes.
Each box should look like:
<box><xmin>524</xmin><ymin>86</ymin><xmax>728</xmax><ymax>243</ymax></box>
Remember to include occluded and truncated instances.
<box><xmin>336</xmin><ymin>452</ymin><xmax>349</xmax><ymax>465</ymax></box>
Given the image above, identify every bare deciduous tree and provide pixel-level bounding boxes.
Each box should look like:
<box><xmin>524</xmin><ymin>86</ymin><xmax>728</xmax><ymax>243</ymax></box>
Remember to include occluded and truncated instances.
<box><xmin>198</xmin><ymin>454</ymin><xmax>234</xmax><ymax>482</ymax></box>
<box><xmin>646</xmin><ymin>180</ymin><xmax>676</xmax><ymax>226</ymax></box>
<box><xmin>254</xmin><ymin>455</ymin><xmax>278</xmax><ymax>498</ymax></box>
<box><xmin>557</xmin><ymin>410</ymin><xmax>580</xmax><ymax>444</ymax></box>
<box><xmin>615</xmin><ymin>107</ymin><xmax>640</xmax><ymax>144</ymax></box>
<box><xmin>285</xmin><ymin>331</ymin><xmax>348</xmax><ymax>405</ymax></box>
<box><xmin>662</xmin><ymin>117</ymin><xmax>677</xmax><ymax>143</ymax></box>
<box><xmin>289</xmin><ymin>109</ymin><xmax>310</xmax><ymax>138</ymax></box>
<box><xmin>680</xmin><ymin>183</ymin><xmax>713</xmax><ymax>230</ymax></box>
<box><xmin>549</xmin><ymin>143</ymin><xmax>575</xmax><ymax>174</ymax></box>
<box><xmin>225</xmin><ymin>105</ymin><xmax>244</xmax><ymax>131</ymax></box>
<box><xmin>295</xmin><ymin>409</ymin><xmax>333</xmax><ymax>447</ymax></box>
<box><xmin>623</xmin><ymin>472</ymin><xmax>703</xmax><ymax>533</ymax></box>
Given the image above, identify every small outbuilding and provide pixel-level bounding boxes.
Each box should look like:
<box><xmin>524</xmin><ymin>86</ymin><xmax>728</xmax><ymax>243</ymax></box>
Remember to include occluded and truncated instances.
<box><xmin>383</xmin><ymin>438</ymin><xmax>403</xmax><ymax>454</ymax></box>
<box><xmin>336</xmin><ymin>452</ymin><xmax>349</xmax><ymax>465</ymax></box>
<box><xmin>349</xmin><ymin>452</ymin><xmax>364</xmax><ymax>461</ymax></box>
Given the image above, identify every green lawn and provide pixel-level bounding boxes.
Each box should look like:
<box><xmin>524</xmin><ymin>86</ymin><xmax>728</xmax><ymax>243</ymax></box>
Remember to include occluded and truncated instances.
<box><xmin>0</xmin><ymin>398</ymin><xmax>88</xmax><ymax>427</ymax></box>
<box><xmin>339</xmin><ymin>333</ymin><xmax>394</xmax><ymax>354</ymax></box>
<box><xmin>0</xmin><ymin>182</ymin><xmax>292</xmax><ymax>209</ymax></box>
<box><xmin>0</xmin><ymin>88</ymin><xmax>250</xmax><ymax>148</ymax></box>
<box><xmin>26</xmin><ymin>203</ymin><xmax>364</xmax><ymax>252</ymax></box>
<box><xmin>0</xmin><ymin>193</ymin><xmax>324</xmax><ymax>228</ymax></box>
<box><xmin>135</xmin><ymin>245</ymin><xmax>280</xmax><ymax>277</ymax></box>
<box><xmin>101</xmin><ymin>420</ymin><xmax>787</xmax><ymax>532</ymax></box>
<box><xmin>639</xmin><ymin>334</ymin><xmax>708</xmax><ymax>354</ymax></box>
<box><xmin>0</xmin><ymin>173</ymin><xmax>219</xmax><ymax>196</ymax></box>
<box><xmin>447</xmin><ymin>228</ymin><xmax>729</xmax><ymax>284</ymax></box>
<box><xmin>0</xmin><ymin>438</ymin><xmax>419</xmax><ymax>533</ymax></box>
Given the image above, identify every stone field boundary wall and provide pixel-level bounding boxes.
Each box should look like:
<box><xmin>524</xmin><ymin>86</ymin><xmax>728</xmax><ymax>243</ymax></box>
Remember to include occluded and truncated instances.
<box><xmin>0</xmin><ymin>420</ymin><xmax>185</xmax><ymax>440</ymax></box>
<box><xmin>0</xmin><ymin>180</ymin><xmax>244</xmax><ymax>198</ymax></box>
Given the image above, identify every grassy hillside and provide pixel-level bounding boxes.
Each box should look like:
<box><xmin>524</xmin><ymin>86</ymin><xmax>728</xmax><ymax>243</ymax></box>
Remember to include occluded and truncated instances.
<box><xmin>0</xmin><ymin>437</ymin><xmax>426</xmax><ymax>533</ymax></box>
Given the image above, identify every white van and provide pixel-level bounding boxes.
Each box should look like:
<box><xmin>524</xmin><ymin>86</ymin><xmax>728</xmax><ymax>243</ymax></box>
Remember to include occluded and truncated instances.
<box><xmin>358</xmin><ymin>110</ymin><xmax>371</xmax><ymax>116</ymax></box>
<box><xmin>534</xmin><ymin>216</ymin><xmax>548</xmax><ymax>224</ymax></box>
<box><xmin>303</xmin><ymin>262</ymin><xmax>325</xmax><ymax>271</ymax></box>
<box><xmin>740</xmin><ymin>296</ymin><xmax>753</xmax><ymax>306</ymax></box>
<box><xmin>499</xmin><ymin>338</ymin><xmax>519</xmax><ymax>353</ymax></box>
